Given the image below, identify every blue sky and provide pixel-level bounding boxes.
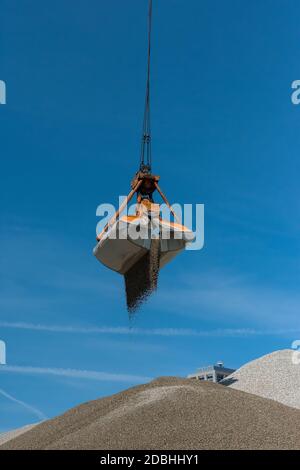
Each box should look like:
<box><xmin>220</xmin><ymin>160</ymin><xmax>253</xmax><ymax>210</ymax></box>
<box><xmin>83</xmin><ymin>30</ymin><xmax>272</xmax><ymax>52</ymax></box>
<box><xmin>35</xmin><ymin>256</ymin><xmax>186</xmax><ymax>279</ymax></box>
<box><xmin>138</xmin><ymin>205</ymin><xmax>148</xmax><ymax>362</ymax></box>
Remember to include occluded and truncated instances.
<box><xmin>1</xmin><ymin>0</ymin><xmax>300</xmax><ymax>431</ymax></box>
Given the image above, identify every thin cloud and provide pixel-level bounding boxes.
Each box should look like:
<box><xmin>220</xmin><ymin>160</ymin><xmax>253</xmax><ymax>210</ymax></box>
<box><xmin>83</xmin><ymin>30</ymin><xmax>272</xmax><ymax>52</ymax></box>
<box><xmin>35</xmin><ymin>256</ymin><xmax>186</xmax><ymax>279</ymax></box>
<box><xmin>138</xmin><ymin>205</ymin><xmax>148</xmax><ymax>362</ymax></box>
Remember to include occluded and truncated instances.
<box><xmin>0</xmin><ymin>388</ymin><xmax>46</xmax><ymax>421</ymax></box>
<box><xmin>0</xmin><ymin>321</ymin><xmax>298</xmax><ymax>337</ymax></box>
<box><xmin>153</xmin><ymin>271</ymin><xmax>300</xmax><ymax>327</ymax></box>
<box><xmin>0</xmin><ymin>365</ymin><xmax>151</xmax><ymax>383</ymax></box>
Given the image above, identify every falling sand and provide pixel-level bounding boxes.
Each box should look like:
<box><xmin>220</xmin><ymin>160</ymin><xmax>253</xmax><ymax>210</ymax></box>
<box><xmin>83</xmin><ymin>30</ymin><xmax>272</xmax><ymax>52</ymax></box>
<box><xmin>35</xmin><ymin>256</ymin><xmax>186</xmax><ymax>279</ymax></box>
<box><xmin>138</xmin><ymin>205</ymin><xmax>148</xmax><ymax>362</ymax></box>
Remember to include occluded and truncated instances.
<box><xmin>124</xmin><ymin>238</ymin><xmax>160</xmax><ymax>314</ymax></box>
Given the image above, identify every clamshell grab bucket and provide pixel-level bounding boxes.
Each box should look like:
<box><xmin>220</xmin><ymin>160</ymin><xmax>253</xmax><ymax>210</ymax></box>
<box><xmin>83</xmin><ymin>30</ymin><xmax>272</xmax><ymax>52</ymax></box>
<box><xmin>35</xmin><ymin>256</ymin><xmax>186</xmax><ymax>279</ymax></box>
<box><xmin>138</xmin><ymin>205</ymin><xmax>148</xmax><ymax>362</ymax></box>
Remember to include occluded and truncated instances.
<box><xmin>93</xmin><ymin>213</ymin><xmax>195</xmax><ymax>275</ymax></box>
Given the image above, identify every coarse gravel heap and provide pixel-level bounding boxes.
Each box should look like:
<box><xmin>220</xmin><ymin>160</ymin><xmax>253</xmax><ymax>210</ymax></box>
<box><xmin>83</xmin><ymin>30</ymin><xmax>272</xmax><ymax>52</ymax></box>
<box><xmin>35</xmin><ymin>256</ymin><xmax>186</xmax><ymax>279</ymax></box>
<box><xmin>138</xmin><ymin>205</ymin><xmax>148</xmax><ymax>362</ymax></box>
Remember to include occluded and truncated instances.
<box><xmin>2</xmin><ymin>376</ymin><xmax>300</xmax><ymax>450</ymax></box>
<box><xmin>0</xmin><ymin>423</ymin><xmax>38</xmax><ymax>446</ymax></box>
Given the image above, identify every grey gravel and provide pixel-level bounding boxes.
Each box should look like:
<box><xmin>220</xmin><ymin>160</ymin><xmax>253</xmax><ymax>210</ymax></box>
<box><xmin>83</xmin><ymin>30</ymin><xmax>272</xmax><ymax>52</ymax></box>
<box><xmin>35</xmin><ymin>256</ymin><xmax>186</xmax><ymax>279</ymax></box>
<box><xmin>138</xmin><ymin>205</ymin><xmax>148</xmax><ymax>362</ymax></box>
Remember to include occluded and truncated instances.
<box><xmin>2</xmin><ymin>376</ymin><xmax>300</xmax><ymax>450</ymax></box>
<box><xmin>222</xmin><ymin>349</ymin><xmax>300</xmax><ymax>410</ymax></box>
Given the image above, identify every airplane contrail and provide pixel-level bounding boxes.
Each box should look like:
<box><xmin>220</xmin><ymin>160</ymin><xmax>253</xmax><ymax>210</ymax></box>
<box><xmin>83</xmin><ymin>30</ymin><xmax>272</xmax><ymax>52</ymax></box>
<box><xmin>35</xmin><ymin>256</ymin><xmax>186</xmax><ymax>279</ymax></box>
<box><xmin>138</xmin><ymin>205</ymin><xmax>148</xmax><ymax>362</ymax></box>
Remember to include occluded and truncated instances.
<box><xmin>0</xmin><ymin>387</ymin><xmax>46</xmax><ymax>421</ymax></box>
<box><xmin>0</xmin><ymin>365</ymin><xmax>151</xmax><ymax>383</ymax></box>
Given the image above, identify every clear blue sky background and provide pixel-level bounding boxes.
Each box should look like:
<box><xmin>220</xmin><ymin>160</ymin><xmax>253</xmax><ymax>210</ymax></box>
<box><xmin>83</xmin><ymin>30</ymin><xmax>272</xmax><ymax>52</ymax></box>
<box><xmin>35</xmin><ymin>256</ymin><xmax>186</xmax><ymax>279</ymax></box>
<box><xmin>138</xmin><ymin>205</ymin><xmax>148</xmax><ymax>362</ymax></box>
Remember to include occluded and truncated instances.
<box><xmin>1</xmin><ymin>0</ymin><xmax>300</xmax><ymax>431</ymax></box>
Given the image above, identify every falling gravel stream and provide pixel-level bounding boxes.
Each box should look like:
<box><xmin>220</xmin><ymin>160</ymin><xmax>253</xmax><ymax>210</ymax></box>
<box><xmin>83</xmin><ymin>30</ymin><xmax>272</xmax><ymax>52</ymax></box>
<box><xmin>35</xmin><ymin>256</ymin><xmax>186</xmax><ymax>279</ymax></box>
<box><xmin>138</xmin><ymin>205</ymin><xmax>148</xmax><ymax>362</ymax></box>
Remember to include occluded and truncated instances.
<box><xmin>124</xmin><ymin>238</ymin><xmax>161</xmax><ymax>314</ymax></box>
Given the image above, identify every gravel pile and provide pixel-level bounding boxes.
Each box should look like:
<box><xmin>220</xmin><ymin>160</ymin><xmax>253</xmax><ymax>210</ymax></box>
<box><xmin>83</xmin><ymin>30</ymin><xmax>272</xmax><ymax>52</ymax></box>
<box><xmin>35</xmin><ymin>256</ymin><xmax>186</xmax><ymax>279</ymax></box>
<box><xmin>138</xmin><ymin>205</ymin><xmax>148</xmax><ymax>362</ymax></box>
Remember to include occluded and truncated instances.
<box><xmin>124</xmin><ymin>239</ymin><xmax>160</xmax><ymax>314</ymax></box>
<box><xmin>0</xmin><ymin>423</ymin><xmax>38</xmax><ymax>445</ymax></box>
<box><xmin>222</xmin><ymin>349</ymin><xmax>300</xmax><ymax>409</ymax></box>
<box><xmin>2</xmin><ymin>376</ymin><xmax>300</xmax><ymax>450</ymax></box>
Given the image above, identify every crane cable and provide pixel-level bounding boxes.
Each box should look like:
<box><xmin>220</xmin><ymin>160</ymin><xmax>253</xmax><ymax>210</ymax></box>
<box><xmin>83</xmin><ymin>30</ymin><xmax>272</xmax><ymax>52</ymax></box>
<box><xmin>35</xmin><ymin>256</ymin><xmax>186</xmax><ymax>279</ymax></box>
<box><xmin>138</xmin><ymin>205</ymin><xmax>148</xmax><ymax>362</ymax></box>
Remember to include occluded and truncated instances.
<box><xmin>140</xmin><ymin>0</ymin><xmax>153</xmax><ymax>173</ymax></box>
